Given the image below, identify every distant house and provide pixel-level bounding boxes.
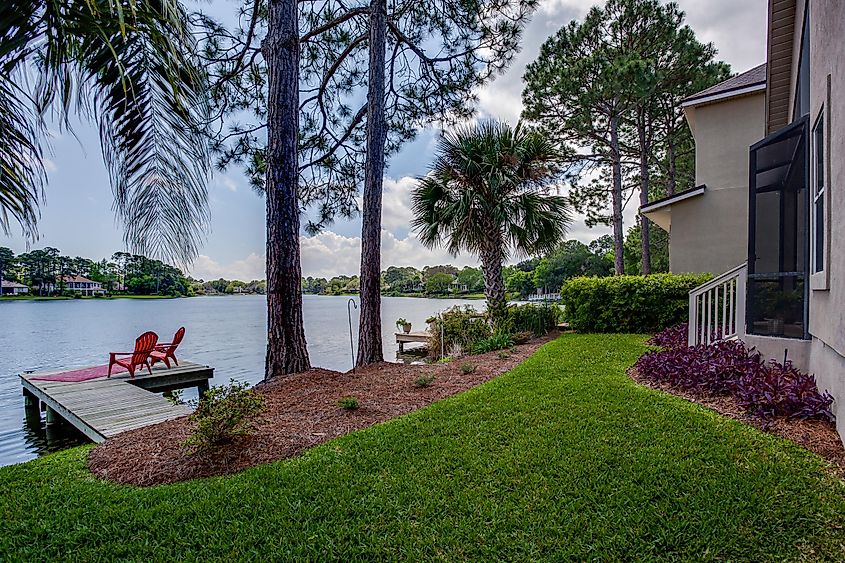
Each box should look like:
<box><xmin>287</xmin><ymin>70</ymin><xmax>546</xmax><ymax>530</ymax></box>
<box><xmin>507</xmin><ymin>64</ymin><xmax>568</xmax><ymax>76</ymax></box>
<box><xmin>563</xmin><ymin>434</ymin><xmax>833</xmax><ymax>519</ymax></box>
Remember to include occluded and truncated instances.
<box><xmin>449</xmin><ymin>282</ymin><xmax>468</xmax><ymax>293</ymax></box>
<box><xmin>58</xmin><ymin>276</ymin><xmax>106</xmax><ymax>296</ymax></box>
<box><xmin>1</xmin><ymin>280</ymin><xmax>29</xmax><ymax>296</ymax></box>
<box><xmin>641</xmin><ymin>0</ymin><xmax>845</xmax><ymax>444</ymax></box>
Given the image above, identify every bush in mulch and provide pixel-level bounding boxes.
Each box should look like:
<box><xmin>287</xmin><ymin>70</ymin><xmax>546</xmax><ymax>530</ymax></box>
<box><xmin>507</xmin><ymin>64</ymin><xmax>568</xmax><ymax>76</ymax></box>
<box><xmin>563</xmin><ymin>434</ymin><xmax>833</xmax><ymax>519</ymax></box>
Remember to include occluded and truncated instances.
<box><xmin>184</xmin><ymin>380</ymin><xmax>265</xmax><ymax>453</ymax></box>
<box><xmin>637</xmin><ymin>325</ymin><xmax>834</xmax><ymax>421</ymax></box>
<box><xmin>337</xmin><ymin>397</ymin><xmax>360</xmax><ymax>410</ymax></box>
<box><xmin>414</xmin><ymin>374</ymin><xmax>436</xmax><ymax>388</ymax></box>
<box><xmin>470</xmin><ymin>332</ymin><xmax>514</xmax><ymax>354</ymax></box>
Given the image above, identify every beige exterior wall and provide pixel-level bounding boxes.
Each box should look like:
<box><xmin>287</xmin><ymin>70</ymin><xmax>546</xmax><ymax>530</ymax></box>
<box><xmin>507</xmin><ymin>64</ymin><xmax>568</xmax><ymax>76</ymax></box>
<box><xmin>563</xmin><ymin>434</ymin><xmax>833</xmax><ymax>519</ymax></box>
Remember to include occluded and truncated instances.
<box><xmin>803</xmin><ymin>0</ymin><xmax>845</xmax><ymax>437</ymax></box>
<box><xmin>668</xmin><ymin>93</ymin><xmax>766</xmax><ymax>275</ymax></box>
<box><xmin>742</xmin><ymin>0</ymin><xmax>844</xmax><ymax>443</ymax></box>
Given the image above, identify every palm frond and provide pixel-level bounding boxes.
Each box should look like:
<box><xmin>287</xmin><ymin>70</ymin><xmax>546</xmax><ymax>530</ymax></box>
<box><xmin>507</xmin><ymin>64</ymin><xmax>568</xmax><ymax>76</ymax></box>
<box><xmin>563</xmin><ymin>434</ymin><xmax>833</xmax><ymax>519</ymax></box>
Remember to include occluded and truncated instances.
<box><xmin>0</xmin><ymin>78</ymin><xmax>42</xmax><ymax>239</ymax></box>
<box><xmin>1</xmin><ymin>0</ymin><xmax>212</xmax><ymax>264</ymax></box>
<box><xmin>78</xmin><ymin>0</ymin><xmax>211</xmax><ymax>264</ymax></box>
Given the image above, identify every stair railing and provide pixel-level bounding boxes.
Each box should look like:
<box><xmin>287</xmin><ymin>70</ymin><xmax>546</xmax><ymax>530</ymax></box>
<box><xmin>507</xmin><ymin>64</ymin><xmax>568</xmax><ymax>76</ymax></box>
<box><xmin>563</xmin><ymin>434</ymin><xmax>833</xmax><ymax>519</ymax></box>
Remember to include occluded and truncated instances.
<box><xmin>688</xmin><ymin>263</ymin><xmax>747</xmax><ymax>346</ymax></box>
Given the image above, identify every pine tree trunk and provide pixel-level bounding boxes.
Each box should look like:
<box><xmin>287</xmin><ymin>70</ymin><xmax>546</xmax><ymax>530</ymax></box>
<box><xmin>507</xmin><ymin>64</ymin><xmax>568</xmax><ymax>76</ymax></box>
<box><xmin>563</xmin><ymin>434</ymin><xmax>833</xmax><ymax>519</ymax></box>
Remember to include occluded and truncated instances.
<box><xmin>666</xmin><ymin>120</ymin><xmax>677</xmax><ymax>196</ymax></box>
<box><xmin>356</xmin><ymin>0</ymin><xmax>387</xmax><ymax>367</ymax></box>
<box><xmin>609</xmin><ymin>116</ymin><xmax>625</xmax><ymax>275</ymax></box>
<box><xmin>638</xmin><ymin>118</ymin><xmax>652</xmax><ymax>275</ymax></box>
<box><xmin>263</xmin><ymin>0</ymin><xmax>310</xmax><ymax>379</ymax></box>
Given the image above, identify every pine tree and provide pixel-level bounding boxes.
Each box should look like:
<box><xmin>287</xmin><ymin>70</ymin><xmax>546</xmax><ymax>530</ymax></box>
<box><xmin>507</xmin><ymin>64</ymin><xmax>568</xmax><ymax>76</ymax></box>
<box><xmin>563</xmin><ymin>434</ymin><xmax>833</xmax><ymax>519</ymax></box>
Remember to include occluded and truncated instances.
<box><xmin>203</xmin><ymin>0</ymin><xmax>536</xmax><ymax>368</ymax></box>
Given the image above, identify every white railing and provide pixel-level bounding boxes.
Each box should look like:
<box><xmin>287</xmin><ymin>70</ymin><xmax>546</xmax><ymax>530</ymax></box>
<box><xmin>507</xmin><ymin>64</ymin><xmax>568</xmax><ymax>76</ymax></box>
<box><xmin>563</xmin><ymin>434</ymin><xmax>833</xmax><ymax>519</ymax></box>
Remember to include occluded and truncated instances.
<box><xmin>527</xmin><ymin>292</ymin><xmax>561</xmax><ymax>302</ymax></box>
<box><xmin>688</xmin><ymin>263</ymin><xmax>747</xmax><ymax>346</ymax></box>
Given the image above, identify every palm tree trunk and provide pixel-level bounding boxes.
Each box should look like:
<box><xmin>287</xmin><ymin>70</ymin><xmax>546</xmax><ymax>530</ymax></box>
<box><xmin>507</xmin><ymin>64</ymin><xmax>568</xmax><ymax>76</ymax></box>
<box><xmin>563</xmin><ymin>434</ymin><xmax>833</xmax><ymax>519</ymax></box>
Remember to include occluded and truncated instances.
<box><xmin>480</xmin><ymin>239</ymin><xmax>507</xmax><ymax>330</ymax></box>
<box><xmin>609</xmin><ymin>115</ymin><xmax>625</xmax><ymax>275</ymax></box>
<box><xmin>356</xmin><ymin>0</ymin><xmax>387</xmax><ymax>367</ymax></box>
<box><xmin>263</xmin><ymin>0</ymin><xmax>310</xmax><ymax>379</ymax></box>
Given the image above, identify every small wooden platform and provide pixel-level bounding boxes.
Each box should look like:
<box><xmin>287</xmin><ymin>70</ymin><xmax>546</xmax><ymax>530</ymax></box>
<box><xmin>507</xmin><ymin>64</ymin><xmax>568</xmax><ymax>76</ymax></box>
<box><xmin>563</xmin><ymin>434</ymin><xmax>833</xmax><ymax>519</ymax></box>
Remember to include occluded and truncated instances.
<box><xmin>20</xmin><ymin>361</ymin><xmax>213</xmax><ymax>443</ymax></box>
<box><xmin>396</xmin><ymin>331</ymin><xmax>431</xmax><ymax>352</ymax></box>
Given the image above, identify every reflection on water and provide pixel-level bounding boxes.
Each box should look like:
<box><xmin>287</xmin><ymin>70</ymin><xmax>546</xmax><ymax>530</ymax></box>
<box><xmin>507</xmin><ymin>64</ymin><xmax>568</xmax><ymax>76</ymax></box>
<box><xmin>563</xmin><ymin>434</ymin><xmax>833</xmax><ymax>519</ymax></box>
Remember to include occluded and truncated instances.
<box><xmin>0</xmin><ymin>295</ymin><xmax>482</xmax><ymax>466</ymax></box>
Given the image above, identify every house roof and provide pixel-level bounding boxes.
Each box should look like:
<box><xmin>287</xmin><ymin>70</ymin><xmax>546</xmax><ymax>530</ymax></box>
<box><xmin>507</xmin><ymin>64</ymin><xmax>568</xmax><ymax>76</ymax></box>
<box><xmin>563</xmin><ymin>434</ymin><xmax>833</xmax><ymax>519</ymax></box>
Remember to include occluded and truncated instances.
<box><xmin>682</xmin><ymin>64</ymin><xmax>767</xmax><ymax>107</ymax></box>
<box><xmin>639</xmin><ymin>185</ymin><xmax>707</xmax><ymax>232</ymax></box>
<box><xmin>60</xmin><ymin>275</ymin><xmax>99</xmax><ymax>284</ymax></box>
<box><xmin>1</xmin><ymin>280</ymin><xmax>27</xmax><ymax>288</ymax></box>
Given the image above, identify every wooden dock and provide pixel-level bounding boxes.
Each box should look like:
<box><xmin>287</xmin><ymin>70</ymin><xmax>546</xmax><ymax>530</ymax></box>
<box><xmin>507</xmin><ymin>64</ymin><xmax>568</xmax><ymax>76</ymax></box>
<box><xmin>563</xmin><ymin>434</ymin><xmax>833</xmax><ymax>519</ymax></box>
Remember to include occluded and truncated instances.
<box><xmin>396</xmin><ymin>331</ymin><xmax>431</xmax><ymax>352</ymax></box>
<box><xmin>20</xmin><ymin>361</ymin><xmax>213</xmax><ymax>443</ymax></box>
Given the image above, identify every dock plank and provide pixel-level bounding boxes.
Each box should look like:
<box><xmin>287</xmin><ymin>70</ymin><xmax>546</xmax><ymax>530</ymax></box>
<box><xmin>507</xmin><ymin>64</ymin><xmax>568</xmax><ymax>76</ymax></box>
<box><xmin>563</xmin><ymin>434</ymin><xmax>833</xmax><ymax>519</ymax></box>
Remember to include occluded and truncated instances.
<box><xmin>20</xmin><ymin>360</ymin><xmax>212</xmax><ymax>443</ymax></box>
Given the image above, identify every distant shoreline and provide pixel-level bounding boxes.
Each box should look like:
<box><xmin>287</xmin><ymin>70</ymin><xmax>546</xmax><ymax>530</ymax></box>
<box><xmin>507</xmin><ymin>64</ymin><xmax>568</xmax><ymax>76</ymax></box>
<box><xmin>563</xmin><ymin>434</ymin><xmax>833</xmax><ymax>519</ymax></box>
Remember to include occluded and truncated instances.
<box><xmin>1</xmin><ymin>293</ymin><xmax>493</xmax><ymax>302</ymax></box>
<box><xmin>305</xmin><ymin>292</ymin><xmax>489</xmax><ymax>300</ymax></box>
<box><xmin>0</xmin><ymin>294</ymin><xmax>183</xmax><ymax>301</ymax></box>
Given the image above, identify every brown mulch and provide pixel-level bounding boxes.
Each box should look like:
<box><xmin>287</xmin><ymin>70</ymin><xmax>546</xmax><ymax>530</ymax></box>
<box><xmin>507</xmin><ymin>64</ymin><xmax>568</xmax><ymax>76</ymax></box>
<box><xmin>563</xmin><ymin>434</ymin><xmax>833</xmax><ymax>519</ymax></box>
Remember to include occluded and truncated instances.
<box><xmin>88</xmin><ymin>334</ymin><xmax>556</xmax><ymax>487</ymax></box>
<box><xmin>629</xmin><ymin>368</ymin><xmax>845</xmax><ymax>476</ymax></box>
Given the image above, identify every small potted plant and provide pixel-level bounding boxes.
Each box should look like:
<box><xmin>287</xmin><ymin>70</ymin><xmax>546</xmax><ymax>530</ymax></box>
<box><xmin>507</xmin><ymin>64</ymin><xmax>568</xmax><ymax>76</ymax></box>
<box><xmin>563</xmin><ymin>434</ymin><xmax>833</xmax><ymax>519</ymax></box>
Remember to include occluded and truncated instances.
<box><xmin>396</xmin><ymin>317</ymin><xmax>412</xmax><ymax>333</ymax></box>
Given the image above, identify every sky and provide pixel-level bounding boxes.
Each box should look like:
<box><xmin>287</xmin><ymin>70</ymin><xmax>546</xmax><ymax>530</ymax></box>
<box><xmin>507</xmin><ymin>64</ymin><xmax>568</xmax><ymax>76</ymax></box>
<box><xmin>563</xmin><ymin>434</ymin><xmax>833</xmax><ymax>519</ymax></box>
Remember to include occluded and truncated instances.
<box><xmin>1</xmin><ymin>0</ymin><xmax>768</xmax><ymax>281</ymax></box>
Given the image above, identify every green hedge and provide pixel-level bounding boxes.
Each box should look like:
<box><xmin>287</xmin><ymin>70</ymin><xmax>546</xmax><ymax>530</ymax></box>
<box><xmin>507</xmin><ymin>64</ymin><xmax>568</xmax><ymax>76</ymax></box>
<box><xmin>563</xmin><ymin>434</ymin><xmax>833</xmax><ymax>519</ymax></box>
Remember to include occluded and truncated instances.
<box><xmin>504</xmin><ymin>303</ymin><xmax>560</xmax><ymax>336</ymax></box>
<box><xmin>560</xmin><ymin>273</ymin><xmax>712</xmax><ymax>333</ymax></box>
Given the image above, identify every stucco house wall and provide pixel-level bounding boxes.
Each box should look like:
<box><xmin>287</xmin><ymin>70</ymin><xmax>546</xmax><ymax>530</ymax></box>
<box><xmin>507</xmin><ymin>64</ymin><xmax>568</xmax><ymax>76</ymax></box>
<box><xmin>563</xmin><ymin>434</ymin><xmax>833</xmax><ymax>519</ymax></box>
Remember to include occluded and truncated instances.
<box><xmin>668</xmin><ymin>93</ymin><xmax>766</xmax><ymax>275</ymax></box>
<box><xmin>803</xmin><ymin>0</ymin><xmax>845</xmax><ymax>439</ymax></box>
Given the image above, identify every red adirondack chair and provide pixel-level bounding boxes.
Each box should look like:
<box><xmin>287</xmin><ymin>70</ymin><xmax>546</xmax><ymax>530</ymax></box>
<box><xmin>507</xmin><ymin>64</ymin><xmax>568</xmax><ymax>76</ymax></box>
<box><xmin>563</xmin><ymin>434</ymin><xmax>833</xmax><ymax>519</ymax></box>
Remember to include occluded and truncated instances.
<box><xmin>108</xmin><ymin>331</ymin><xmax>158</xmax><ymax>378</ymax></box>
<box><xmin>149</xmin><ymin>327</ymin><xmax>185</xmax><ymax>369</ymax></box>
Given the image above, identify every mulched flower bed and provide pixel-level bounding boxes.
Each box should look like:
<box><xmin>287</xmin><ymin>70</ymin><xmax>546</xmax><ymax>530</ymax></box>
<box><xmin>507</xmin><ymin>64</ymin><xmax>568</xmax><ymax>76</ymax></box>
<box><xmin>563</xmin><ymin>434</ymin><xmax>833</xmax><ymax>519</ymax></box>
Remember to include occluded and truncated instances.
<box><xmin>88</xmin><ymin>335</ymin><xmax>556</xmax><ymax>487</ymax></box>
<box><xmin>629</xmin><ymin>368</ymin><xmax>845</xmax><ymax>476</ymax></box>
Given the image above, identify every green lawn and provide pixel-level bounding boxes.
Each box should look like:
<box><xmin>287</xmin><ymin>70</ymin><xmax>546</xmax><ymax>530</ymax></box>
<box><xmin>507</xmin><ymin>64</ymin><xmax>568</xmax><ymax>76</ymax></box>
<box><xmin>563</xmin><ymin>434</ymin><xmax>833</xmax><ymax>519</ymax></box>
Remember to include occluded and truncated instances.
<box><xmin>1</xmin><ymin>334</ymin><xmax>843</xmax><ymax>560</ymax></box>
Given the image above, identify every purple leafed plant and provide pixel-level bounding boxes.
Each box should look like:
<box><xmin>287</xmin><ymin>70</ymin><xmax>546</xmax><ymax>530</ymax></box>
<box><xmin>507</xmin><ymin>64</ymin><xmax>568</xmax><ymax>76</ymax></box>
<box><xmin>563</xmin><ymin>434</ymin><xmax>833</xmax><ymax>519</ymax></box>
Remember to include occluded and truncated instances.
<box><xmin>647</xmin><ymin>324</ymin><xmax>689</xmax><ymax>350</ymax></box>
<box><xmin>637</xmin><ymin>325</ymin><xmax>834</xmax><ymax>421</ymax></box>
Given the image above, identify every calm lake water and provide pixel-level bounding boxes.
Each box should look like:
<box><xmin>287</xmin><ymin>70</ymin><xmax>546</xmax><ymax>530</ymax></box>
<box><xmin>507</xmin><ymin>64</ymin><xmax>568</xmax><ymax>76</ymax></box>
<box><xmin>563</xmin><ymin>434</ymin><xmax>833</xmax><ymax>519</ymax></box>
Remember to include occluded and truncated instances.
<box><xmin>0</xmin><ymin>295</ymin><xmax>483</xmax><ymax>467</ymax></box>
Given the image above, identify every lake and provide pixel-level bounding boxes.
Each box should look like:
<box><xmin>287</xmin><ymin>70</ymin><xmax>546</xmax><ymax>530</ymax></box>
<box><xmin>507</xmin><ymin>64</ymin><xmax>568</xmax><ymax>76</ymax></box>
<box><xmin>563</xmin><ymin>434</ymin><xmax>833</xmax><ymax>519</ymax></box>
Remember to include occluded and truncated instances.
<box><xmin>0</xmin><ymin>295</ymin><xmax>483</xmax><ymax>467</ymax></box>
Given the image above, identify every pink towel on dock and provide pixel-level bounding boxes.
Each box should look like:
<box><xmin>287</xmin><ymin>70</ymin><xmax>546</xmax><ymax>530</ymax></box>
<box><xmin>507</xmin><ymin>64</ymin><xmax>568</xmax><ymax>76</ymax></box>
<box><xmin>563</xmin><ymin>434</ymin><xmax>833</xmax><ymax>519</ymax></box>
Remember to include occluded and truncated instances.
<box><xmin>30</xmin><ymin>364</ymin><xmax>127</xmax><ymax>382</ymax></box>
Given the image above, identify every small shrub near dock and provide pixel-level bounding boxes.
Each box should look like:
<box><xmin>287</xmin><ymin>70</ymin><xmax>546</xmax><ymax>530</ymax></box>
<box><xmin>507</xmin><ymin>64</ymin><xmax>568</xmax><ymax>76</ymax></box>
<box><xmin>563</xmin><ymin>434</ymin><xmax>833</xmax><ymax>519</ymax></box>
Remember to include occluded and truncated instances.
<box><xmin>414</xmin><ymin>374</ymin><xmax>436</xmax><ymax>388</ymax></box>
<box><xmin>337</xmin><ymin>397</ymin><xmax>359</xmax><ymax>410</ymax></box>
<box><xmin>460</xmin><ymin>362</ymin><xmax>477</xmax><ymax>375</ymax></box>
<box><xmin>185</xmin><ymin>381</ymin><xmax>264</xmax><ymax>452</ymax></box>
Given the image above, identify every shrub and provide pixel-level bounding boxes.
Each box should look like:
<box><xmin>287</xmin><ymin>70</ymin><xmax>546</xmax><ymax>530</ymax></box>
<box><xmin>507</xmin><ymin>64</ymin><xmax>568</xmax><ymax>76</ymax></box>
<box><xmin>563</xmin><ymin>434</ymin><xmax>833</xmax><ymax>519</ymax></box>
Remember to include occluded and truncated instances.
<box><xmin>338</xmin><ymin>397</ymin><xmax>359</xmax><ymax>410</ymax></box>
<box><xmin>460</xmin><ymin>362</ymin><xmax>477</xmax><ymax>374</ymax></box>
<box><xmin>427</xmin><ymin>305</ymin><xmax>491</xmax><ymax>357</ymax></box>
<box><xmin>503</xmin><ymin>303</ymin><xmax>560</xmax><ymax>336</ymax></box>
<box><xmin>560</xmin><ymin>273</ymin><xmax>712</xmax><ymax>333</ymax></box>
<box><xmin>164</xmin><ymin>389</ymin><xmax>186</xmax><ymax>406</ymax></box>
<box><xmin>736</xmin><ymin>360</ymin><xmax>835</xmax><ymax>420</ymax></box>
<box><xmin>471</xmin><ymin>332</ymin><xmax>514</xmax><ymax>354</ymax></box>
<box><xmin>512</xmin><ymin>331</ymin><xmax>532</xmax><ymax>345</ymax></box>
<box><xmin>647</xmin><ymin>324</ymin><xmax>689</xmax><ymax>350</ymax></box>
<box><xmin>185</xmin><ymin>380</ymin><xmax>265</xmax><ymax>452</ymax></box>
<box><xmin>414</xmin><ymin>374</ymin><xmax>436</xmax><ymax>388</ymax></box>
<box><xmin>635</xmin><ymin>337</ymin><xmax>833</xmax><ymax>421</ymax></box>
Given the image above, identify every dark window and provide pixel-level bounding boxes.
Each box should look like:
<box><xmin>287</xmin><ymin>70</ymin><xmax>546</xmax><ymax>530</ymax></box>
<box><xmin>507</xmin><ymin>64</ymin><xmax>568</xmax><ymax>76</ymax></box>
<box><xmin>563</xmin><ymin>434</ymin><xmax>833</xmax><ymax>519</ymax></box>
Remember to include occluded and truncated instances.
<box><xmin>747</xmin><ymin>117</ymin><xmax>809</xmax><ymax>339</ymax></box>
<box><xmin>813</xmin><ymin>109</ymin><xmax>825</xmax><ymax>273</ymax></box>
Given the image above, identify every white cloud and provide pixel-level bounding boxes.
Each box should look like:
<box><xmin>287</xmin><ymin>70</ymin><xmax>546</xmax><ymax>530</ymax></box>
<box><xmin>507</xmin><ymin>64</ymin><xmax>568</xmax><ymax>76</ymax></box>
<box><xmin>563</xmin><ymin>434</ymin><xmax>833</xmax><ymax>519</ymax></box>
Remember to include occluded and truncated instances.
<box><xmin>300</xmin><ymin>227</ymin><xmax>479</xmax><ymax>279</ymax></box>
<box><xmin>42</xmin><ymin>158</ymin><xmax>58</xmax><ymax>173</ymax></box>
<box><xmin>189</xmin><ymin>253</ymin><xmax>265</xmax><ymax>281</ymax></box>
<box><xmin>216</xmin><ymin>175</ymin><xmax>239</xmax><ymax>193</ymax></box>
<box><xmin>380</xmin><ymin>176</ymin><xmax>418</xmax><ymax>232</ymax></box>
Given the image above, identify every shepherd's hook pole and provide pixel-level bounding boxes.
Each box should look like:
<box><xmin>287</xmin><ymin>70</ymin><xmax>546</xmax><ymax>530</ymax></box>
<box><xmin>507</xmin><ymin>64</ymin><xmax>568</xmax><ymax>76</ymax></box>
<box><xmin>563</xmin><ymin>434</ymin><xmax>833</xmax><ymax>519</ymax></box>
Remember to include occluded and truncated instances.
<box><xmin>347</xmin><ymin>298</ymin><xmax>358</xmax><ymax>373</ymax></box>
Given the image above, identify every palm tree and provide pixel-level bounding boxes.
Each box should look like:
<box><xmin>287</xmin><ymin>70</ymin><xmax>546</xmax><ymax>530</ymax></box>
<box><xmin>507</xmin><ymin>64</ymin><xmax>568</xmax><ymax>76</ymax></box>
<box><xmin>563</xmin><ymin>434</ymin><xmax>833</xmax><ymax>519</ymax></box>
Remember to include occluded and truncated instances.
<box><xmin>412</xmin><ymin>121</ymin><xmax>571</xmax><ymax>326</ymax></box>
<box><xmin>0</xmin><ymin>0</ymin><xmax>211</xmax><ymax>263</ymax></box>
